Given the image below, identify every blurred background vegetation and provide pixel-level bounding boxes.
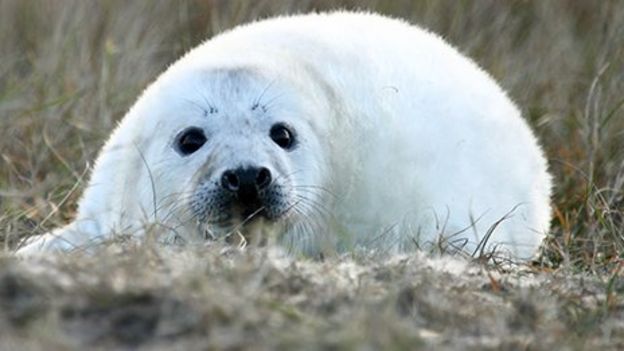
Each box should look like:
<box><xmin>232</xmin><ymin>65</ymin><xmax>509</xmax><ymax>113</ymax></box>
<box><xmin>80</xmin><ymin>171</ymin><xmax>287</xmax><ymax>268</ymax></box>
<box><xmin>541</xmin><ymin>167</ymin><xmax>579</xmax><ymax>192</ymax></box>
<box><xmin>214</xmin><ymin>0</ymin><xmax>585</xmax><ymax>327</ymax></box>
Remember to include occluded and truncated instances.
<box><xmin>1</xmin><ymin>0</ymin><xmax>623</xmax><ymax>269</ymax></box>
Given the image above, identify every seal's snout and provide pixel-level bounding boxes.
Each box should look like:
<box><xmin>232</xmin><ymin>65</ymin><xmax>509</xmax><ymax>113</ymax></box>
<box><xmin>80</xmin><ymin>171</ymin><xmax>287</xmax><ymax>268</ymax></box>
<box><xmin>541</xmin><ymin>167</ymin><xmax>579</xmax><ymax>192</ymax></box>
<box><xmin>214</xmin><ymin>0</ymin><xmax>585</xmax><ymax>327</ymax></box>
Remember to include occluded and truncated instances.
<box><xmin>190</xmin><ymin>165</ymin><xmax>285</xmax><ymax>230</ymax></box>
<box><xmin>221</xmin><ymin>166</ymin><xmax>272</xmax><ymax>205</ymax></box>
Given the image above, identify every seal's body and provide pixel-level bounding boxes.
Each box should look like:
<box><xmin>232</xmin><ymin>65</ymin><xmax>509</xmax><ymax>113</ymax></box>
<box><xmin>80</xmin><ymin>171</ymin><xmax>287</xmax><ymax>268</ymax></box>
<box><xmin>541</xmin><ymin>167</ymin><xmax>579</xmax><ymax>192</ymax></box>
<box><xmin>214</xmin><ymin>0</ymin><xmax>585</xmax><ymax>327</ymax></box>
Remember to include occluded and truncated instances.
<box><xmin>18</xmin><ymin>12</ymin><xmax>551</xmax><ymax>259</ymax></box>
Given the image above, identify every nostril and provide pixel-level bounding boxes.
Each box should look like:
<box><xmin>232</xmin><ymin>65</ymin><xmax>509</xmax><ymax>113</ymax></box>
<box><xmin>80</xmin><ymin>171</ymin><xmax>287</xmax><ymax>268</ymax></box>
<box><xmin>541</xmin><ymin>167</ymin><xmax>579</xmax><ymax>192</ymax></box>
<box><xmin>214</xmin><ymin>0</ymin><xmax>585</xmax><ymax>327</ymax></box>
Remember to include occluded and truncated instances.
<box><xmin>221</xmin><ymin>170</ymin><xmax>240</xmax><ymax>192</ymax></box>
<box><xmin>256</xmin><ymin>167</ymin><xmax>272</xmax><ymax>189</ymax></box>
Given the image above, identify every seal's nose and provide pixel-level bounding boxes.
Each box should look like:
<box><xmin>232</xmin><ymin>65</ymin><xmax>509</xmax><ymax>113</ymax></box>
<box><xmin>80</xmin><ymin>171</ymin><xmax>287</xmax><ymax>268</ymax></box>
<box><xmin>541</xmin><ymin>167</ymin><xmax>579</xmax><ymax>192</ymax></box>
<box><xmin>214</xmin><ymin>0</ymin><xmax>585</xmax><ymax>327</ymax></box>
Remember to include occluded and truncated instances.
<box><xmin>221</xmin><ymin>166</ymin><xmax>272</xmax><ymax>203</ymax></box>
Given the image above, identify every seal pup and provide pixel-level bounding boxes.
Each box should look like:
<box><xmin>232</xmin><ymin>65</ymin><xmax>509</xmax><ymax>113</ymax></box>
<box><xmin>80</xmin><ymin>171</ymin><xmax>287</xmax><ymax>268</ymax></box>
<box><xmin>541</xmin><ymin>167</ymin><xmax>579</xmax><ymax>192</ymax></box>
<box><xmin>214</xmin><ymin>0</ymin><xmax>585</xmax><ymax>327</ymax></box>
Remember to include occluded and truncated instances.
<box><xmin>17</xmin><ymin>11</ymin><xmax>552</xmax><ymax>259</ymax></box>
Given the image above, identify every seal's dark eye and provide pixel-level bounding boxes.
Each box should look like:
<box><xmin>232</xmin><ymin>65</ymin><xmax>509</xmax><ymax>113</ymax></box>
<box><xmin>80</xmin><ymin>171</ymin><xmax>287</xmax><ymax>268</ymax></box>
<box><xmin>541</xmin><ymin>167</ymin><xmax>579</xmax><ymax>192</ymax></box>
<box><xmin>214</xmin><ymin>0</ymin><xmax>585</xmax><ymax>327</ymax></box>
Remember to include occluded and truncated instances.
<box><xmin>270</xmin><ymin>123</ymin><xmax>296</xmax><ymax>150</ymax></box>
<box><xmin>176</xmin><ymin>127</ymin><xmax>207</xmax><ymax>156</ymax></box>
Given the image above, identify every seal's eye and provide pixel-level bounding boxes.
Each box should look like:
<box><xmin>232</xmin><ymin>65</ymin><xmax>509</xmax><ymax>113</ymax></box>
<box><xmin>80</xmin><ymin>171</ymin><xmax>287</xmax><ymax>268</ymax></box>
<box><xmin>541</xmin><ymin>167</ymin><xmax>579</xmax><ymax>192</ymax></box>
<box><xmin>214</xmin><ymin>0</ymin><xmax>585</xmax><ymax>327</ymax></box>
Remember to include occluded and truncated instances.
<box><xmin>270</xmin><ymin>123</ymin><xmax>296</xmax><ymax>150</ymax></box>
<box><xmin>176</xmin><ymin>127</ymin><xmax>207</xmax><ymax>156</ymax></box>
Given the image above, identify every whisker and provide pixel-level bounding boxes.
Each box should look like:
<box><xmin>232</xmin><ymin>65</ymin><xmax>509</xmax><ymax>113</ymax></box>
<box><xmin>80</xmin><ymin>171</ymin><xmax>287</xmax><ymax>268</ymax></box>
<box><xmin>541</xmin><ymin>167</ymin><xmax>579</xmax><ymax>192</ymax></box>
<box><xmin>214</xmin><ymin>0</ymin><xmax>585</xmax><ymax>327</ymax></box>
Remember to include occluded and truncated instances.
<box><xmin>293</xmin><ymin>185</ymin><xmax>337</xmax><ymax>198</ymax></box>
<box><xmin>253</xmin><ymin>78</ymin><xmax>277</xmax><ymax>109</ymax></box>
<box><xmin>182</xmin><ymin>97</ymin><xmax>210</xmax><ymax>116</ymax></box>
<box><xmin>261</xmin><ymin>91</ymin><xmax>287</xmax><ymax>112</ymax></box>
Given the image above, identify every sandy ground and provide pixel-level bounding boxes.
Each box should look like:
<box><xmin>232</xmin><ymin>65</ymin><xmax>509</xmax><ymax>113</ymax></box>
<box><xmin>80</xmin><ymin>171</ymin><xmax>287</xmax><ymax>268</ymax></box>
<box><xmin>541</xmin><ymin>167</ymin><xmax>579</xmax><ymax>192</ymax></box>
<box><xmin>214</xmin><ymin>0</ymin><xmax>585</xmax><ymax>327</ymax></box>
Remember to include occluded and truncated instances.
<box><xmin>0</xmin><ymin>244</ymin><xmax>621</xmax><ymax>350</ymax></box>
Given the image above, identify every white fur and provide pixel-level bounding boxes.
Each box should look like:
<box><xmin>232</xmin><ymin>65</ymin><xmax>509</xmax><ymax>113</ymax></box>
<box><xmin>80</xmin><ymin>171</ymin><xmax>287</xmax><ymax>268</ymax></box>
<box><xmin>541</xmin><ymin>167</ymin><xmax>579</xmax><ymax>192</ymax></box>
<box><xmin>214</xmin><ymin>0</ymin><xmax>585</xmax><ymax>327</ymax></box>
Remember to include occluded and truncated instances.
<box><xmin>17</xmin><ymin>12</ymin><xmax>551</xmax><ymax>259</ymax></box>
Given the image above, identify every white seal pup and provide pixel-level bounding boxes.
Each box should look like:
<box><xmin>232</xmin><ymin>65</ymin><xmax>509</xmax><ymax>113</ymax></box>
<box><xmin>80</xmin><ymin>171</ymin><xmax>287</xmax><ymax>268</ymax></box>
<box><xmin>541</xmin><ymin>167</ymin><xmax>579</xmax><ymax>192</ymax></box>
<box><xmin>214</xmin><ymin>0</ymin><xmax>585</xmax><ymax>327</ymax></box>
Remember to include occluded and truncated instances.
<box><xmin>17</xmin><ymin>11</ymin><xmax>552</xmax><ymax>259</ymax></box>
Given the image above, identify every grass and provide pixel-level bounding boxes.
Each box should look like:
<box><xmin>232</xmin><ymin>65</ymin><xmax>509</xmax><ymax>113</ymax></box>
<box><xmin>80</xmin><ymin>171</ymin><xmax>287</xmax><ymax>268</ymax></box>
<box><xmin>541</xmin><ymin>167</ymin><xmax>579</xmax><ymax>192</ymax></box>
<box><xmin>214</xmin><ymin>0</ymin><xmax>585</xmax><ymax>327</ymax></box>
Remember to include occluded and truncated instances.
<box><xmin>0</xmin><ymin>0</ymin><xmax>623</xmax><ymax>349</ymax></box>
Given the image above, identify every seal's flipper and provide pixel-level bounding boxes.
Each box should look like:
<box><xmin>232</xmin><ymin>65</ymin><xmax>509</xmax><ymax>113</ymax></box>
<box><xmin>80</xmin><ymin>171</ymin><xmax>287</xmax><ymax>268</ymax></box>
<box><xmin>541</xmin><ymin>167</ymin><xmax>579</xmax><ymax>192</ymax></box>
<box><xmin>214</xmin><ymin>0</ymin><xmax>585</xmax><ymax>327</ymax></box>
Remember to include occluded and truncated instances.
<box><xmin>15</xmin><ymin>221</ymin><xmax>103</xmax><ymax>256</ymax></box>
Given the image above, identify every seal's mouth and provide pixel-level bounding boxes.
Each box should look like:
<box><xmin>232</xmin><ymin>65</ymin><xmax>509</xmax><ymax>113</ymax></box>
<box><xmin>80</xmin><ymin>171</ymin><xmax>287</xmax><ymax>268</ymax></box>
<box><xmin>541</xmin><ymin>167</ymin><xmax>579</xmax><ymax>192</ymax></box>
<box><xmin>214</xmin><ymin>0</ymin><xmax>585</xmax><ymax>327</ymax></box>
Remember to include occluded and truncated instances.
<box><xmin>190</xmin><ymin>174</ymin><xmax>292</xmax><ymax>243</ymax></box>
<box><xmin>199</xmin><ymin>203</ymin><xmax>276</xmax><ymax>239</ymax></box>
<box><xmin>235</xmin><ymin>206</ymin><xmax>271</xmax><ymax>228</ymax></box>
<box><xmin>237</xmin><ymin>203</ymin><xmax>268</xmax><ymax>221</ymax></box>
<box><xmin>200</xmin><ymin>205</ymin><xmax>280</xmax><ymax>247</ymax></box>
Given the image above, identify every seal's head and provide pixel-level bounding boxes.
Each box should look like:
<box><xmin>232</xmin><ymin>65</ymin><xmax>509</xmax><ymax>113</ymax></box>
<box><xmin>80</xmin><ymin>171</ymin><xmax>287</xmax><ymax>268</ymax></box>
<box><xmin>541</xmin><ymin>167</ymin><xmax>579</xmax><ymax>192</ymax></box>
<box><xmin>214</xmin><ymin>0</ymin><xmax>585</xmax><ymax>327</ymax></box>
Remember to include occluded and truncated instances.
<box><xmin>126</xmin><ymin>66</ymin><xmax>330</xmax><ymax>243</ymax></box>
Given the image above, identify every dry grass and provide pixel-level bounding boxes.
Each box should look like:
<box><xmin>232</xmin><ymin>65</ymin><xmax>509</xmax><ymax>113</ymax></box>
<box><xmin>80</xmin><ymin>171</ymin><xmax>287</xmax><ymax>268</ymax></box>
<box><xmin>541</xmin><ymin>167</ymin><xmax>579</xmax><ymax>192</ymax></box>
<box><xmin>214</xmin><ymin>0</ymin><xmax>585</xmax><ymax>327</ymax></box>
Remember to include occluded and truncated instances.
<box><xmin>1</xmin><ymin>0</ymin><xmax>623</xmax><ymax>349</ymax></box>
